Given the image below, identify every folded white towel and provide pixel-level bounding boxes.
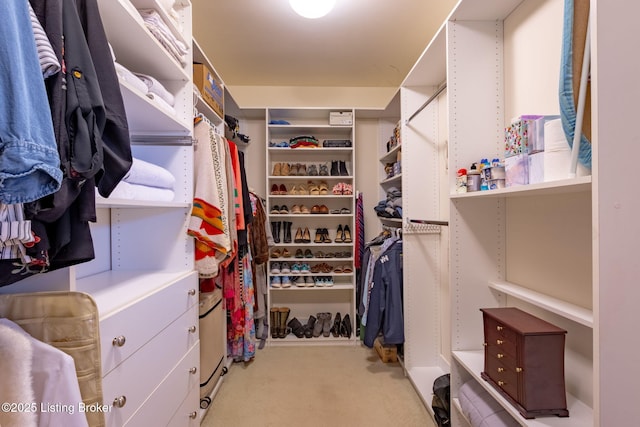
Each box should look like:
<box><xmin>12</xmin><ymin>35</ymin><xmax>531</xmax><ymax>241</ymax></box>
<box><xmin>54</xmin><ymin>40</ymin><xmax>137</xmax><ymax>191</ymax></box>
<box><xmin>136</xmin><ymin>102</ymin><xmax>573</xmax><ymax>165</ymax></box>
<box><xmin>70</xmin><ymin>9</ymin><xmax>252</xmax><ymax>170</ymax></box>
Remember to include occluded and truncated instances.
<box><xmin>146</xmin><ymin>92</ymin><xmax>176</xmax><ymax>115</ymax></box>
<box><xmin>123</xmin><ymin>157</ymin><xmax>175</xmax><ymax>190</ymax></box>
<box><xmin>108</xmin><ymin>181</ymin><xmax>175</xmax><ymax>202</ymax></box>
<box><xmin>134</xmin><ymin>72</ymin><xmax>175</xmax><ymax>106</ymax></box>
<box><xmin>114</xmin><ymin>62</ymin><xmax>149</xmax><ymax>95</ymax></box>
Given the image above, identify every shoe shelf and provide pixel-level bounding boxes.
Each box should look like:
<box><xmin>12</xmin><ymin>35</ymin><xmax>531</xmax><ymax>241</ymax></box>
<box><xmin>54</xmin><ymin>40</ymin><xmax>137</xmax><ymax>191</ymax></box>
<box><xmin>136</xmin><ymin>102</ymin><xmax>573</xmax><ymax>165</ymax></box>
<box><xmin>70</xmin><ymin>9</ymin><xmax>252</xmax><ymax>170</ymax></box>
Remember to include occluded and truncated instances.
<box><xmin>379</xmin><ymin>142</ymin><xmax>402</xmax><ymax>164</ymax></box>
<box><xmin>266</xmin><ymin>108</ymin><xmax>356</xmax><ymax>346</ymax></box>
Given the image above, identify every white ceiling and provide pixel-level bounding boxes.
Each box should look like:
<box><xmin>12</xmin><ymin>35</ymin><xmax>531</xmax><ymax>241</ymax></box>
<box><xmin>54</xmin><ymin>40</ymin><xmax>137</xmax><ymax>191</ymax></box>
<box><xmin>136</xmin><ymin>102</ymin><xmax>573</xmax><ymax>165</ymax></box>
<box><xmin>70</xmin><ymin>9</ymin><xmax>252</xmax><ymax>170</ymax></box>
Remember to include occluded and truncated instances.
<box><xmin>192</xmin><ymin>0</ymin><xmax>457</xmax><ymax>89</ymax></box>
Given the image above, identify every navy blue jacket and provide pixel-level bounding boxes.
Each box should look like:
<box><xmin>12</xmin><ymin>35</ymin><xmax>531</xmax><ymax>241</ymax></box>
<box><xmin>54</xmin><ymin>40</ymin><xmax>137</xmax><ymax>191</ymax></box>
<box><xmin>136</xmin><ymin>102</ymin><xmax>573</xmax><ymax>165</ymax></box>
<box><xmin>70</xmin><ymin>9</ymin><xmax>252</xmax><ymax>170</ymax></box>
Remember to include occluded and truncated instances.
<box><xmin>364</xmin><ymin>240</ymin><xmax>404</xmax><ymax>347</ymax></box>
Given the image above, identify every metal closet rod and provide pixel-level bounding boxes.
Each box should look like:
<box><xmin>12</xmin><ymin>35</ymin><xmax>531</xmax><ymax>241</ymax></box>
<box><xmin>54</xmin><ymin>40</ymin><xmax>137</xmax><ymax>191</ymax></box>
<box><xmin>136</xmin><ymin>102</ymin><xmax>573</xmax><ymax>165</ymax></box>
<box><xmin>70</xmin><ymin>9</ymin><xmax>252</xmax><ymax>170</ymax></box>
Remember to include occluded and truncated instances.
<box><xmin>406</xmin><ymin>83</ymin><xmax>447</xmax><ymax>124</ymax></box>
<box><xmin>408</xmin><ymin>218</ymin><xmax>449</xmax><ymax>226</ymax></box>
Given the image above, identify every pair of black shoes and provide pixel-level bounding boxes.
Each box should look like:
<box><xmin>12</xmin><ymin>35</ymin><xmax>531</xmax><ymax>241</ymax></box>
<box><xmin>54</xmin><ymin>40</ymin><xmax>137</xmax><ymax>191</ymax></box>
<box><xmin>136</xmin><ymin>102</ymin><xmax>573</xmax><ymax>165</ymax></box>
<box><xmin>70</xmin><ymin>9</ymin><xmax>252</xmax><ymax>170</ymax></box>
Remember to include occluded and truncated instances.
<box><xmin>330</xmin><ymin>161</ymin><xmax>349</xmax><ymax>176</ymax></box>
<box><xmin>287</xmin><ymin>316</ymin><xmax>318</xmax><ymax>338</ymax></box>
<box><xmin>330</xmin><ymin>313</ymin><xmax>352</xmax><ymax>338</ymax></box>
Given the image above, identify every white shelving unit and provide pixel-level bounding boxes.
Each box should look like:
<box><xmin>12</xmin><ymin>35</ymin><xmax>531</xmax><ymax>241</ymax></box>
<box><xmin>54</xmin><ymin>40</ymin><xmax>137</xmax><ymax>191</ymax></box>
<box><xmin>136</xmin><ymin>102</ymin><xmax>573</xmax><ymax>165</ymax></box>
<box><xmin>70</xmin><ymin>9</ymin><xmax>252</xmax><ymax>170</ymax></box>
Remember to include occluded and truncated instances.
<box><xmin>397</xmin><ymin>0</ymin><xmax>640</xmax><ymax>425</ymax></box>
<box><xmin>265</xmin><ymin>108</ymin><xmax>357</xmax><ymax>345</ymax></box>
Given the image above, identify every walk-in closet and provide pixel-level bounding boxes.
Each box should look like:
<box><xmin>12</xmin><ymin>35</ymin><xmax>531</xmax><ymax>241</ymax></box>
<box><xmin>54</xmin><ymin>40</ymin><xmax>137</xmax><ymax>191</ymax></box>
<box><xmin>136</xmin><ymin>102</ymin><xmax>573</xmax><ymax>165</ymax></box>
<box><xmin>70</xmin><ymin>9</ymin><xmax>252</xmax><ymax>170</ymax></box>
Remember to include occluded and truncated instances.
<box><xmin>1</xmin><ymin>1</ymin><xmax>637</xmax><ymax>426</ymax></box>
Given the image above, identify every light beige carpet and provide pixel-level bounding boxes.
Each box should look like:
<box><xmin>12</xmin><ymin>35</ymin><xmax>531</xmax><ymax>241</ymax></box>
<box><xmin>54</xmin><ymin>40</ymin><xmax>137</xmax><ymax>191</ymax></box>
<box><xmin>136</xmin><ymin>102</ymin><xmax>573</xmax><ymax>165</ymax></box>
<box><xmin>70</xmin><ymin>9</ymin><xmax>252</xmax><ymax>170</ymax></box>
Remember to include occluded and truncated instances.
<box><xmin>201</xmin><ymin>344</ymin><xmax>436</xmax><ymax>427</ymax></box>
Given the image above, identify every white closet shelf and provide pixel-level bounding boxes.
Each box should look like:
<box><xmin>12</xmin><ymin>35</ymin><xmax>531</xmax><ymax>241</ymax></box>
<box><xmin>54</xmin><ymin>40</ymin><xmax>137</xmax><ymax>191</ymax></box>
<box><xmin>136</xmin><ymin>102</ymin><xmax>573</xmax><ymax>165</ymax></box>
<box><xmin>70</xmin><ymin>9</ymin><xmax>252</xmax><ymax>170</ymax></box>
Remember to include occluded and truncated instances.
<box><xmin>130</xmin><ymin>0</ymin><xmax>188</xmax><ymax>47</ymax></box>
<box><xmin>379</xmin><ymin>143</ymin><xmax>402</xmax><ymax>163</ymax></box>
<box><xmin>98</xmin><ymin>0</ymin><xmax>189</xmax><ymax>81</ymax></box>
<box><xmin>120</xmin><ymin>79</ymin><xmax>191</xmax><ymax>136</ymax></box>
<box><xmin>272</xmin><ymin>243</ymin><xmax>353</xmax><ymax>247</ymax></box>
<box><xmin>75</xmin><ymin>270</ymin><xmax>196</xmax><ymax>318</ymax></box>
<box><xmin>269</xmin><ymin>334</ymin><xmax>354</xmax><ymax>346</ymax></box>
<box><xmin>267</xmin><ymin>147</ymin><xmax>353</xmax><ymax>154</ymax></box>
<box><xmin>268</xmin><ymin>214</ymin><xmax>353</xmax><ymax>218</ymax></box>
<box><xmin>268</xmin><ymin>175</ymin><xmax>354</xmax><ymax>181</ymax></box>
<box><xmin>195</xmin><ymin>95</ymin><xmax>224</xmax><ymax>126</ymax></box>
<box><xmin>95</xmin><ymin>198</ymin><xmax>191</xmax><ymax>209</ymax></box>
<box><xmin>452</xmin><ymin>350</ymin><xmax>593</xmax><ymax>426</ymax></box>
<box><xmin>450</xmin><ymin>176</ymin><xmax>591</xmax><ymax>200</ymax></box>
<box><xmin>268</xmin><ymin>124</ymin><xmax>352</xmax><ymax>131</ymax></box>
<box><xmin>269</xmin><ymin>284</ymin><xmax>354</xmax><ymax>291</ymax></box>
<box><xmin>406</xmin><ymin>366</ymin><xmax>448</xmax><ymax>414</ymax></box>
<box><xmin>268</xmin><ymin>195</ymin><xmax>353</xmax><ymax>199</ymax></box>
<box><xmin>489</xmin><ymin>281</ymin><xmax>593</xmax><ymax>328</ymax></box>
<box><xmin>269</xmin><ymin>258</ymin><xmax>354</xmax><ymax>263</ymax></box>
<box><xmin>380</xmin><ymin>174</ymin><xmax>402</xmax><ymax>185</ymax></box>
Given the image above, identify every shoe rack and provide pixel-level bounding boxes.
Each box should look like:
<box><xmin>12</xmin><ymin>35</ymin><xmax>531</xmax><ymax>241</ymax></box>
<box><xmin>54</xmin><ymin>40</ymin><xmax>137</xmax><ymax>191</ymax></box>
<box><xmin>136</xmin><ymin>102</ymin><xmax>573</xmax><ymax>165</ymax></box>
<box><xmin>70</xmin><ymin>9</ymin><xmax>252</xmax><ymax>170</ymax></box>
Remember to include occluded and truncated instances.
<box><xmin>265</xmin><ymin>108</ymin><xmax>356</xmax><ymax>345</ymax></box>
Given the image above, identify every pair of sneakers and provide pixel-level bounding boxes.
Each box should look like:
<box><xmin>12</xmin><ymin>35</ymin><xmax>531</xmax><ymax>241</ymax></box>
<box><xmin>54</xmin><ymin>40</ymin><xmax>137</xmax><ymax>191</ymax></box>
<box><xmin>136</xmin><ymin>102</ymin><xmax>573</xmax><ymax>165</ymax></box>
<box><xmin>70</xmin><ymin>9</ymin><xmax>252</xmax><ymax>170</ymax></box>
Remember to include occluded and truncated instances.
<box><xmin>314</xmin><ymin>276</ymin><xmax>334</xmax><ymax>287</ymax></box>
<box><xmin>270</xmin><ymin>262</ymin><xmax>291</xmax><ymax>274</ymax></box>
<box><xmin>292</xmin><ymin>276</ymin><xmax>314</xmax><ymax>287</ymax></box>
<box><xmin>270</xmin><ymin>276</ymin><xmax>292</xmax><ymax>288</ymax></box>
<box><xmin>290</xmin><ymin>263</ymin><xmax>310</xmax><ymax>274</ymax></box>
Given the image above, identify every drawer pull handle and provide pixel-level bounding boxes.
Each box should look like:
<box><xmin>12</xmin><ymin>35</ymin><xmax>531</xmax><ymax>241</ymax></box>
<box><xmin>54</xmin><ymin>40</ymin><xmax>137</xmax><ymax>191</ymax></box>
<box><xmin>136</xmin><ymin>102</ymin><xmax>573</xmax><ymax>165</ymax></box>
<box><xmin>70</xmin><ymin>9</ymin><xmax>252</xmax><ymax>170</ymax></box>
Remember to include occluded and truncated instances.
<box><xmin>516</xmin><ymin>367</ymin><xmax>523</xmax><ymax>373</ymax></box>
<box><xmin>498</xmin><ymin>381</ymin><xmax>506</xmax><ymax>386</ymax></box>
<box><xmin>497</xmin><ymin>367</ymin><xmax>504</xmax><ymax>373</ymax></box>
<box><xmin>188</xmin><ymin>289</ymin><xmax>196</xmax><ymax>296</ymax></box>
<box><xmin>189</xmin><ymin>411</ymin><xmax>197</xmax><ymax>419</ymax></box>
<box><xmin>188</xmin><ymin>325</ymin><xmax>197</xmax><ymax>333</ymax></box>
<box><xmin>112</xmin><ymin>336</ymin><xmax>126</xmax><ymax>347</ymax></box>
<box><xmin>496</xmin><ymin>325</ymin><xmax>503</xmax><ymax>331</ymax></box>
<box><xmin>496</xmin><ymin>339</ymin><xmax>503</xmax><ymax>345</ymax></box>
<box><xmin>113</xmin><ymin>396</ymin><xmax>127</xmax><ymax>408</ymax></box>
<box><xmin>190</xmin><ymin>367</ymin><xmax>197</xmax><ymax>374</ymax></box>
<box><xmin>497</xmin><ymin>353</ymin><xmax>504</xmax><ymax>359</ymax></box>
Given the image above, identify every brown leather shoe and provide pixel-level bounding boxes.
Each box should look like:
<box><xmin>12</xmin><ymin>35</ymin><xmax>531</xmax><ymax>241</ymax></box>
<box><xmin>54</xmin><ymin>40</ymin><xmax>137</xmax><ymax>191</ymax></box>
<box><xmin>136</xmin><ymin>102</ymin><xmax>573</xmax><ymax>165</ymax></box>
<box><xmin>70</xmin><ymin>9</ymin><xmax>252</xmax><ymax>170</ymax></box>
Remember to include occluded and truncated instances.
<box><xmin>302</xmin><ymin>227</ymin><xmax>311</xmax><ymax>243</ymax></box>
<box><xmin>311</xmin><ymin>205</ymin><xmax>321</xmax><ymax>214</ymax></box>
<box><xmin>294</xmin><ymin>227</ymin><xmax>304</xmax><ymax>243</ymax></box>
<box><xmin>319</xmin><ymin>204</ymin><xmax>329</xmax><ymax>214</ymax></box>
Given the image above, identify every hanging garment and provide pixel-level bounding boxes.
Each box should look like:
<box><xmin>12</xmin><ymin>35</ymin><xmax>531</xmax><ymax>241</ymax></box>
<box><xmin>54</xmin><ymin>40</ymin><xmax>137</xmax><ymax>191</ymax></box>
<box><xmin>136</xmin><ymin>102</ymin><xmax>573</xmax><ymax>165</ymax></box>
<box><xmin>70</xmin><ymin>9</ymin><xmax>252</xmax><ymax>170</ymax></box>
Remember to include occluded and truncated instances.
<box><xmin>223</xmin><ymin>252</ymin><xmax>256</xmax><ymax>362</ymax></box>
<box><xmin>0</xmin><ymin>319</ymin><xmax>89</xmax><ymax>427</ymax></box>
<box><xmin>28</xmin><ymin>3</ymin><xmax>61</xmax><ymax>78</ymax></box>
<box><xmin>0</xmin><ymin>203</ymin><xmax>36</xmax><ymax>263</ymax></box>
<box><xmin>364</xmin><ymin>239</ymin><xmax>404</xmax><ymax>348</ymax></box>
<box><xmin>0</xmin><ymin>0</ymin><xmax>62</xmax><ymax>205</ymax></box>
<box><xmin>559</xmin><ymin>0</ymin><xmax>592</xmax><ymax>169</ymax></box>
<box><xmin>189</xmin><ymin>121</ymin><xmax>232</xmax><ymax>278</ymax></box>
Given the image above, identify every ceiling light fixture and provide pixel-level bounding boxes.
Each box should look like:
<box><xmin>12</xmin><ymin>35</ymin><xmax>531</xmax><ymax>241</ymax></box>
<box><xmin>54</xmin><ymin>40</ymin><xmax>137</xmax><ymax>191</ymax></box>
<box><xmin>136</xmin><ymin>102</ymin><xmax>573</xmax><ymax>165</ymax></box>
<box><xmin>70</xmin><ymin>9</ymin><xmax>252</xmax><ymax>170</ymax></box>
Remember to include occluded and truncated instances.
<box><xmin>289</xmin><ymin>0</ymin><xmax>336</xmax><ymax>19</ymax></box>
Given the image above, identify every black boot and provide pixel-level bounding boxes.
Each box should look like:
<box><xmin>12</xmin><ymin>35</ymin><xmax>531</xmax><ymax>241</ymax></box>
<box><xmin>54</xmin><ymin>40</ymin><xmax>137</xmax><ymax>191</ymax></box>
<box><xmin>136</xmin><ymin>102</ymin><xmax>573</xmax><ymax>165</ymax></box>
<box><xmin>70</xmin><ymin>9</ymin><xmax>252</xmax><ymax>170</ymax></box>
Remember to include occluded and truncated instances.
<box><xmin>271</xmin><ymin>221</ymin><xmax>282</xmax><ymax>243</ymax></box>
<box><xmin>331</xmin><ymin>312</ymin><xmax>341</xmax><ymax>337</ymax></box>
<box><xmin>341</xmin><ymin>314</ymin><xmax>352</xmax><ymax>338</ymax></box>
<box><xmin>330</xmin><ymin>160</ymin><xmax>339</xmax><ymax>176</ymax></box>
<box><xmin>339</xmin><ymin>161</ymin><xmax>349</xmax><ymax>176</ymax></box>
<box><xmin>283</xmin><ymin>221</ymin><xmax>292</xmax><ymax>243</ymax></box>
<box><xmin>287</xmin><ymin>317</ymin><xmax>305</xmax><ymax>338</ymax></box>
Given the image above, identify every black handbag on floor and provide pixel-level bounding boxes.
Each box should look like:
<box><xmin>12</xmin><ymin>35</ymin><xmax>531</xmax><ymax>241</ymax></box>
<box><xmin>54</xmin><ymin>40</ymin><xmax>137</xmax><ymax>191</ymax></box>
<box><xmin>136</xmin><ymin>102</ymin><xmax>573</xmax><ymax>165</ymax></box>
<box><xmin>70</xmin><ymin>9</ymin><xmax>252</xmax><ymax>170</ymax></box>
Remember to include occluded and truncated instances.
<box><xmin>432</xmin><ymin>373</ymin><xmax>451</xmax><ymax>426</ymax></box>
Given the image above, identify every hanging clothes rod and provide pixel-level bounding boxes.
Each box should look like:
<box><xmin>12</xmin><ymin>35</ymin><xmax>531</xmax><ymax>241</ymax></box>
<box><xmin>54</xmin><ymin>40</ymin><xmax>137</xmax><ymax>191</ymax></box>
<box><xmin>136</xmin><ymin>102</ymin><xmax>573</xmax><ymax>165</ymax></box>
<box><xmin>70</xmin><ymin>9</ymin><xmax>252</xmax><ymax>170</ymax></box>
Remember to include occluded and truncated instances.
<box><xmin>408</xmin><ymin>218</ymin><xmax>449</xmax><ymax>226</ymax></box>
<box><xmin>406</xmin><ymin>83</ymin><xmax>447</xmax><ymax>124</ymax></box>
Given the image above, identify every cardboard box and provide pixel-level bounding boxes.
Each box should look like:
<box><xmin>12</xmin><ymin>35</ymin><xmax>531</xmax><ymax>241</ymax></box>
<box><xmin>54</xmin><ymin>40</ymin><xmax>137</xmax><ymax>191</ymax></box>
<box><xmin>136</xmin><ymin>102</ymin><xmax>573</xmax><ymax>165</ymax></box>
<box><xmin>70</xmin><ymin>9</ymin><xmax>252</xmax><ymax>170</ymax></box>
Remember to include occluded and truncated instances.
<box><xmin>193</xmin><ymin>63</ymin><xmax>224</xmax><ymax>118</ymax></box>
<box><xmin>521</xmin><ymin>114</ymin><xmax>561</xmax><ymax>153</ymax></box>
<box><xmin>528</xmin><ymin>151</ymin><xmax>545</xmax><ymax>184</ymax></box>
<box><xmin>504</xmin><ymin>119</ymin><xmax>529</xmax><ymax>158</ymax></box>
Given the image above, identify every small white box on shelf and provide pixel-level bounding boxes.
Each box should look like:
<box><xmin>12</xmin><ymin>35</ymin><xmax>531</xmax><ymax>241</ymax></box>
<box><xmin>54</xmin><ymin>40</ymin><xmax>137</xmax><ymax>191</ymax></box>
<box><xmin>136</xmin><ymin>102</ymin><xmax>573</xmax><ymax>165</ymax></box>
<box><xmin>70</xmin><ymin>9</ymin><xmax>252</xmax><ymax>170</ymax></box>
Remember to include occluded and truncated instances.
<box><xmin>329</xmin><ymin>111</ymin><xmax>353</xmax><ymax>126</ymax></box>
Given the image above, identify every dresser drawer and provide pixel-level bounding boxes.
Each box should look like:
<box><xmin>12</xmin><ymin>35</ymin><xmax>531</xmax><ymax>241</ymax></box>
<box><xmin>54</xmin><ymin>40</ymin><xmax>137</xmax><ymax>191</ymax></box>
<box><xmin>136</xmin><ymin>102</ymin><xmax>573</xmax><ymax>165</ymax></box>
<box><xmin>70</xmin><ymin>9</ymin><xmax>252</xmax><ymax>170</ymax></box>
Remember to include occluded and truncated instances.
<box><xmin>167</xmin><ymin>380</ymin><xmax>200</xmax><ymax>427</ymax></box>
<box><xmin>125</xmin><ymin>342</ymin><xmax>200</xmax><ymax>426</ymax></box>
<box><xmin>103</xmin><ymin>306</ymin><xmax>198</xmax><ymax>426</ymax></box>
<box><xmin>484</xmin><ymin>315</ymin><xmax>518</xmax><ymax>346</ymax></box>
<box><xmin>484</xmin><ymin>354</ymin><xmax>519</xmax><ymax>402</ymax></box>
<box><xmin>100</xmin><ymin>271</ymin><xmax>198</xmax><ymax>375</ymax></box>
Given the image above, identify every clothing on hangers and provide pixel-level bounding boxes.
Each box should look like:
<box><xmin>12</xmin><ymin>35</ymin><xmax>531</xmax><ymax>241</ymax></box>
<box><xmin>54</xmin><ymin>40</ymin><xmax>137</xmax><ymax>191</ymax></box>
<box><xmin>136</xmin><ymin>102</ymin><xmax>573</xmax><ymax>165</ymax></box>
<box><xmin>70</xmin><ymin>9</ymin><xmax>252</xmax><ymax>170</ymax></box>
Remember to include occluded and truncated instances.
<box><xmin>363</xmin><ymin>239</ymin><xmax>404</xmax><ymax>348</ymax></box>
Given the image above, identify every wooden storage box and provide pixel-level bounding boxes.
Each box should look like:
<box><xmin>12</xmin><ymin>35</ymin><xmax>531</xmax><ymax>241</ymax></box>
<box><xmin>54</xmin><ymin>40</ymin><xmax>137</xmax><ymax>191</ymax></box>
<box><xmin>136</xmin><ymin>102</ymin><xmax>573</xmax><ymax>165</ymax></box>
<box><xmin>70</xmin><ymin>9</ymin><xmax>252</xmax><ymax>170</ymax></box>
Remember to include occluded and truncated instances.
<box><xmin>374</xmin><ymin>337</ymin><xmax>398</xmax><ymax>363</ymax></box>
<box><xmin>480</xmin><ymin>307</ymin><xmax>569</xmax><ymax>419</ymax></box>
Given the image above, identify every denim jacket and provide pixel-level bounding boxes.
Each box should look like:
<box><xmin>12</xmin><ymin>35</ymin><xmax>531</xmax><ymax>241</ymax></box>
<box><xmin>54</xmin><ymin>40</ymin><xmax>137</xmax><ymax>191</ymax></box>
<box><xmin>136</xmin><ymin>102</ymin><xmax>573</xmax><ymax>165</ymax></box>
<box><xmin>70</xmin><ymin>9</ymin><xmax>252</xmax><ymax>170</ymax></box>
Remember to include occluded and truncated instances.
<box><xmin>0</xmin><ymin>0</ymin><xmax>62</xmax><ymax>204</ymax></box>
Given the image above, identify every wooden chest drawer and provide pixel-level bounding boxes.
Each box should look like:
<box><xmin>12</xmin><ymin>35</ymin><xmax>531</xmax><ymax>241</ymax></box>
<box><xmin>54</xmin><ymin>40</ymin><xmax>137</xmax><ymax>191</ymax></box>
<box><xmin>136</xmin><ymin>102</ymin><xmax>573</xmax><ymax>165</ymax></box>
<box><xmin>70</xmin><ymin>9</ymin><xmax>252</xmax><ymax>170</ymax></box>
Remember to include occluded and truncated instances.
<box><xmin>480</xmin><ymin>307</ymin><xmax>569</xmax><ymax>419</ymax></box>
<box><xmin>100</xmin><ymin>271</ymin><xmax>198</xmax><ymax>375</ymax></box>
<box><xmin>103</xmin><ymin>305</ymin><xmax>198</xmax><ymax>426</ymax></box>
